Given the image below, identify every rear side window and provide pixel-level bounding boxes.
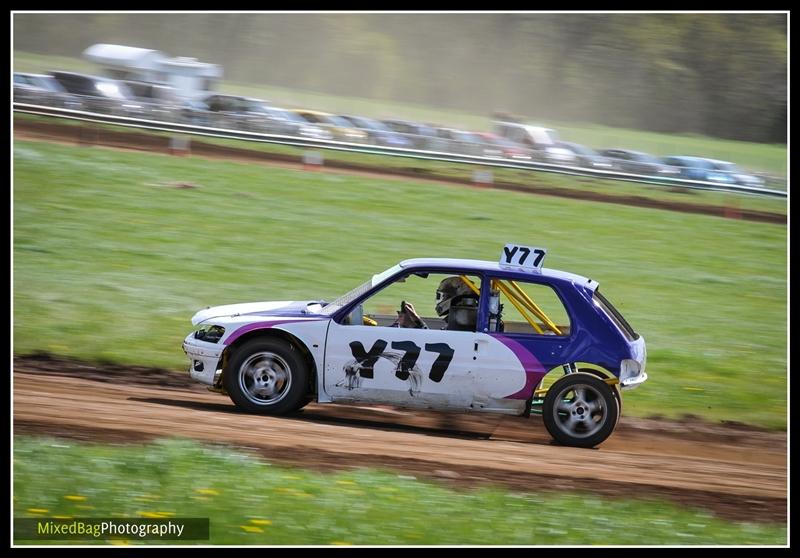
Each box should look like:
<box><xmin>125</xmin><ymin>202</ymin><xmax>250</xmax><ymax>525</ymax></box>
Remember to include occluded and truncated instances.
<box><xmin>489</xmin><ymin>278</ymin><xmax>571</xmax><ymax>336</ymax></box>
<box><xmin>592</xmin><ymin>290</ymin><xmax>638</xmax><ymax>341</ymax></box>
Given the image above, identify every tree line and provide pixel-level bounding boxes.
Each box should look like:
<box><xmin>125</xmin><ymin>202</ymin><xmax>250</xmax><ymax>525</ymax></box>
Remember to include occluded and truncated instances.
<box><xmin>14</xmin><ymin>13</ymin><xmax>787</xmax><ymax>143</ymax></box>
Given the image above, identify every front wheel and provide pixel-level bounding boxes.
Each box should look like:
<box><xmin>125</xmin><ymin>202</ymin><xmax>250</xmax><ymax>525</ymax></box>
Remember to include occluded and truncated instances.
<box><xmin>542</xmin><ymin>372</ymin><xmax>619</xmax><ymax>448</ymax></box>
<box><xmin>223</xmin><ymin>338</ymin><xmax>309</xmax><ymax>415</ymax></box>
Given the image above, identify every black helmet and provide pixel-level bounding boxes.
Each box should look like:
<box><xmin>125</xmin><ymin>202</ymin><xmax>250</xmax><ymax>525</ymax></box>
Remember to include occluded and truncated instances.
<box><xmin>435</xmin><ymin>276</ymin><xmax>475</xmax><ymax>316</ymax></box>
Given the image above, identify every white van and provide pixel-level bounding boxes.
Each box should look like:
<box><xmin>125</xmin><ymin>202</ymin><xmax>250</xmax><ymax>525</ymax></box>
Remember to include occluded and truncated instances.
<box><xmin>493</xmin><ymin>121</ymin><xmax>577</xmax><ymax>165</ymax></box>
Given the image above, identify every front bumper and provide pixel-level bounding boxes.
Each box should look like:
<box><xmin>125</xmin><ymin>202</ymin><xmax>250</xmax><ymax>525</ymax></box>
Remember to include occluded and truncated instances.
<box><xmin>620</xmin><ymin>371</ymin><xmax>648</xmax><ymax>390</ymax></box>
<box><xmin>182</xmin><ymin>334</ymin><xmax>224</xmax><ymax>385</ymax></box>
<box><xmin>619</xmin><ymin>336</ymin><xmax>647</xmax><ymax>390</ymax></box>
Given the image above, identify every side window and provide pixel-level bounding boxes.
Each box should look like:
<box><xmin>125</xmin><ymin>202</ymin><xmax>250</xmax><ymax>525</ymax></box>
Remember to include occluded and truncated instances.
<box><xmin>207</xmin><ymin>96</ymin><xmax>221</xmax><ymax>111</ymax></box>
<box><xmin>79</xmin><ymin>79</ymin><xmax>95</xmax><ymax>96</ymax></box>
<box><xmin>344</xmin><ymin>272</ymin><xmax>482</xmax><ymax>332</ymax></box>
<box><xmin>488</xmin><ymin>278</ymin><xmax>570</xmax><ymax>336</ymax></box>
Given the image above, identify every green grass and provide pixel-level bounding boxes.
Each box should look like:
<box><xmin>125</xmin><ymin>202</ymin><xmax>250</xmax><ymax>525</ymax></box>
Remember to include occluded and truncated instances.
<box><xmin>13</xmin><ymin>140</ymin><xmax>787</xmax><ymax>427</ymax></box>
<box><xmin>192</xmin><ymin>132</ymin><xmax>789</xmax><ymax>212</ymax></box>
<box><xmin>14</xmin><ymin>50</ymin><xmax>787</xmax><ymax>177</ymax></box>
<box><xmin>12</xmin><ymin>437</ymin><xmax>787</xmax><ymax>545</ymax></box>
<box><xmin>13</xmin><ymin>112</ymin><xmax>789</xmax><ymax>216</ymax></box>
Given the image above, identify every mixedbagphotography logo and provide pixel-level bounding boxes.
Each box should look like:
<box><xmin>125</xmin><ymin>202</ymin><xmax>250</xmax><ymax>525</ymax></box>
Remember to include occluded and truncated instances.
<box><xmin>14</xmin><ymin>517</ymin><xmax>210</xmax><ymax>541</ymax></box>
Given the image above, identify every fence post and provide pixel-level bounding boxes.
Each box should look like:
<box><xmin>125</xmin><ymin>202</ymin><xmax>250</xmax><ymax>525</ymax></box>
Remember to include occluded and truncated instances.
<box><xmin>302</xmin><ymin>151</ymin><xmax>324</xmax><ymax>171</ymax></box>
<box><xmin>723</xmin><ymin>198</ymin><xmax>741</xmax><ymax>219</ymax></box>
<box><xmin>472</xmin><ymin>169</ymin><xmax>494</xmax><ymax>188</ymax></box>
<box><xmin>169</xmin><ymin>136</ymin><xmax>191</xmax><ymax>156</ymax></box>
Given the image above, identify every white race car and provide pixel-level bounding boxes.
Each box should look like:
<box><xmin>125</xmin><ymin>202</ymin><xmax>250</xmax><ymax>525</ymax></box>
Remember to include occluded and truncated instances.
<box><xmin>183</xmin><ymin>244</ymin><xmax>647</xmax><ymax>447</ymax></box>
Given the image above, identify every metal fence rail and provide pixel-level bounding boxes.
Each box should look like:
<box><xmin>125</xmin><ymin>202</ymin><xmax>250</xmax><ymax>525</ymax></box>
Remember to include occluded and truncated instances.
<box><xmin>13</xmin><ymin>102</ymin><xmax>788</xmax><ymax>199</ymax></box>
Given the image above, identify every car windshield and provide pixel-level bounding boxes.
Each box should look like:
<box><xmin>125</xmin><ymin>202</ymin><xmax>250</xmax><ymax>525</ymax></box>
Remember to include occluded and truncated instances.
<box><xmin>592</xmin><ymin>290</ymin><xmax>638</xmax><ymax>342</ymax></box>
<box><xmin>95</xmin><ymin>80</ymin><xmax>130</xmax><ymax>100</ymax></box>
<box><xmin>320</xmin><ymin>264</ymin><xmax>402</xmax><ymax>315</ymax></box>
<box><xmin>323</xmin><ymin>115</ymin><xmax>356</xmax><ymax>128</ymax></box>
<box><xmin>567</xmin><ymin>143</ymin><xmax>595</xmax><ymax>156</ymax></box>
<box><xmin>361</xmin><ymin>118</ymin><xmax>393</xmax><ymax>132</ymax></box>
<box><xmin>276</xmin><ymin>109</ymin><xmax>312</xmax><ymax>124</ymax></box>
<box><xmin>490</xmin><ymin>136</ymin><xmax>516</xmax><ymax>147</ymax></box>
<box><xmin>713</xmin><ymin>161</ymin><xmax>739</xmax><ymax>173</ymax></box>
<box><xmin>633</xmin><ymin>152</ymin><xmax>661</xmax><ymax>164</ymax></box>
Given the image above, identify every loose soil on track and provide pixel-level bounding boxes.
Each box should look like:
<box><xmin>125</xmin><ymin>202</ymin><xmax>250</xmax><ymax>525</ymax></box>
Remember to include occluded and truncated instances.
<box><xmin>13</xmin><ymin>354</ymin><xmax>787</xmax><ymax>524</ymax></box>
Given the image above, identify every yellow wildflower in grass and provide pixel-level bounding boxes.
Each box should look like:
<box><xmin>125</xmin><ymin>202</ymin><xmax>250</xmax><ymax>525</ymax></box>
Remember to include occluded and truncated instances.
<box><xmin>53</xmin><ymin>515</ymin><xmax>73</xmax><ymax>519</ymax></box>
<box><xmin>194</xmin><ymin>488</ymin><xmax>220</xmax><ymax>496</ymax></box>
<box><xmin>331</xmin><ymin>541</ymin><xmax>352</xmax><ymax>545</ymax></box>
<box><xmin>335</xmin><ymin>480</ymin><xmax>356</xmax><ymax>485</ymax></box>
<box><xmin>274</xmin><ymin>487</ymin><xmax>313</xmax><ymax>498</ymax></box>
<box><xmin>240</xmin><ymin>525</ymin><xmax>263</xmax><ymax>533</ymax></box>
<box><xmin>64</xmin><ymin>495</ymin><xmax>87</xmax><ymax>501</ymax></box>
<box><xmin>137</xmin><ymin>511</ymin><xmax>165</xmax><ymax>519</ymax></box>
<box><xmin>154</xmin><ymin>511</ymin><xmax>175</xmax><ymax>517</ymax></box>
<box><xmin>109</xmin><ymin>539</ymin><xmax>130</xmax><ymax>546</ymax></box>
<box><xmin>249</xmin><ymin>519</ymin><xmax>272</xmax><ymax>526</ymax></box>
<box><xmin>76</xmin><ymin>505</ymin><xmax>95</xmax><ymax>510</ymax></box>
<box><xmin>281</xmin><ymin>475</ymin><xmax>301</xmax><ymax>480</ymax></box>
<box><xmin>26</xmin><ymin>508</ymin><xmax>49</xmax><ymax>514</ymax></box>
<box><xmin>133</xmin><ymin>494</ymin><xmax>161</xmax><ymax>501</ymax></box>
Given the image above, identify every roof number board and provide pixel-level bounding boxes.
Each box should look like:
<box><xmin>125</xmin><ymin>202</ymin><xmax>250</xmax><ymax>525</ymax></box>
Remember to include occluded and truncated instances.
<box><xmin>500</xmin><ymin>244</ymin><xmax>547</xmax><ymax>271</ymax></box>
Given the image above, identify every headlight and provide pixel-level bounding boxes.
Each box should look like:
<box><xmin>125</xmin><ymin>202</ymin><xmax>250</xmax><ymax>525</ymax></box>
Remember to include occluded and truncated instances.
<box><xmin>194</xmin><ymin>325</ymin><xmax>225</xmax><ymax>343</ymax></box>
<box><xmin>619</xmin><ymin>359</ymin><xmax>641</xmax><ymax>382</ymax></box>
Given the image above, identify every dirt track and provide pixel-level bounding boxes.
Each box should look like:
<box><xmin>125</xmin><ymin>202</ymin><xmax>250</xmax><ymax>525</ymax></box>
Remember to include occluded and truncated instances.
<box><xmin>13</xmin><ymin>354</ymin><xmax>786</xmax><ymax>523</ymax></box>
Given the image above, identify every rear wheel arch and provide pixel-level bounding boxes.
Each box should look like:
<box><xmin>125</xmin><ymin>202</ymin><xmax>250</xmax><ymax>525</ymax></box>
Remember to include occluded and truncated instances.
<box><xmin>533</xmin><ymin>362</ymin><xmax>622</xmax><ymax>417</ymax></box>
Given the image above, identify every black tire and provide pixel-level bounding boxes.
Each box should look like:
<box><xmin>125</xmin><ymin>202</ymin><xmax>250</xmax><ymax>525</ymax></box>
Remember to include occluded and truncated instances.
<box><xmin>223</xmin><ymin>338</ymin><xmax>309</xmax><ymax>415</ymax></box>
<box><xmin>577</xmin><ymin>367</ymin><xmax>623</xmax><ymax>427</ymax></box>
<box><xmin>542</xmin><ymin>372</ymin><xmax>619</xmax><ymax>448</ymax></box>
<box><xmin>611</xmin><ymin>383</ymin><xmax>623</xmax><ymax>428</ymax></box>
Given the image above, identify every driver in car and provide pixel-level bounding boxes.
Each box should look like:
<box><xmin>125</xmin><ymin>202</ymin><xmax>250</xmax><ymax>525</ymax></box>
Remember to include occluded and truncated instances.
<box><xmin>391</xmin><ymin>276</ymin><xmax>479</xmax><ymax>330</ymax></box>
<box><xmin>392</xmin><ymin>300</ymin><xmax>428</xmax><ymax>329</ymax></box>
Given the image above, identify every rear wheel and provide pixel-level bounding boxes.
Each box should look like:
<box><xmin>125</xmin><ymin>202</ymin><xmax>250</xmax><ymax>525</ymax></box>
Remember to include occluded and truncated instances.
<box><xmin>542</xmin><ymin>372</ymin><xmax>619</xmax><ymax>448</ymax></box>
<box><xmin>223</xmin><ymin>338</ymin><xmax>309</xmax><ymax>415</ymax></box>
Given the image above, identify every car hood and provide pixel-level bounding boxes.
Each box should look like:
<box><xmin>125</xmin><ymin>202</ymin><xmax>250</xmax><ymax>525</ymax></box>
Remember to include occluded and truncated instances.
<box><xmin>191</xmin><ymin>300</ymin><xmax>322</xmax><ymax>325</ymax></box>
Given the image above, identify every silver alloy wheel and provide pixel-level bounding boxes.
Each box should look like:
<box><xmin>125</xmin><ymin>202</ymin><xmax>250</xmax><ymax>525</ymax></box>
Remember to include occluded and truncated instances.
<box><xmin>238</xmin><ymin>351</ymin><xmax>292</xmax><ymax>406</ymax></box>
<box><xmin>551</xmin><ymin>382</ymin><xmax>608</xmax><ymax>439</ymax></box>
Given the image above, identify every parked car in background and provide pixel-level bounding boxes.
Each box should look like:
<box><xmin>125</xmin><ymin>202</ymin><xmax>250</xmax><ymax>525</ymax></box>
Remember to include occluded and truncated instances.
<box><xmin>198</xmin><ymin>94</ymin><xmax>283</xmax><ymax>133</ymax></box>
<box><xmin>122</xmin><ymin>80</ymin><xmax>185</xmax><ymax>122</ymax></box>
<box><xmin>493</xmin><ymin>121</ymin><xmax>576</xmax><ymax>165</ymax></box>
<box><xmin>256</xmin><ymin>106</ymin><xmax>334</xmax><ymax>141</ymax></box>
<box><xmin>474</xmin><ymin>132</ymin><xmax>533</xmax><ymax>160</ymax></box>
<box><xmin>13</xmin><ymin>72</ymin><xmax>78</xmax><ymax>109</ymax></box>
<box><xmin>433</xmin><ymin>127</ymin><xmax>488</xmax><ymax>156</ymax></box>
<box><xmin>290</xmin><ymin>110</ymin><xmax>368</xmax><ymax>143</ymax></box>
<box><xmin>662</xmin><ymin>156</ymin><xmax>736</xmax><ymax>184</ymax></box>
<box><xmin>381</xmin><ymin>119</ymin><xmax>438</xmax><ymax>150</ymax></box>
<box><xmin>339</xmin><ymin>115</ymin><xmax>413</xmax><ymax>148</ymax></box>
<box><xmin>557</xmin><ymin>142</ymin><xmax>615</xmax><ymax>170</ymax></box>
<box><xmin>598</xmin><ymin>149</ymin><xmax>680</xmax><ymax>177</ymax></box>
<box><xmin>706</xmin><ymin>159</ymin><xmax>766</xmax><ymax>187</ymax></box>
<box><xmin>49</xmin><ymin>71</ymin><xmax>143</xmax><ymax>117</ymax></box>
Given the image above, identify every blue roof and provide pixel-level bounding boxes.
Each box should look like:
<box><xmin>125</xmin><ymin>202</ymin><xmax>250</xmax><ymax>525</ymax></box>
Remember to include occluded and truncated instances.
<box><xmin>398</xmin><ymin>258</ymin><xmax>597</xmax><ymax>290</ymax></box>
